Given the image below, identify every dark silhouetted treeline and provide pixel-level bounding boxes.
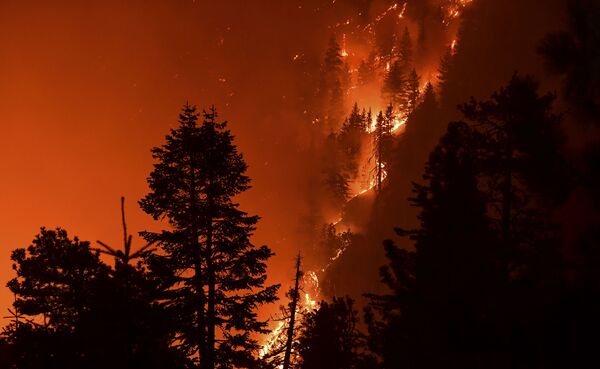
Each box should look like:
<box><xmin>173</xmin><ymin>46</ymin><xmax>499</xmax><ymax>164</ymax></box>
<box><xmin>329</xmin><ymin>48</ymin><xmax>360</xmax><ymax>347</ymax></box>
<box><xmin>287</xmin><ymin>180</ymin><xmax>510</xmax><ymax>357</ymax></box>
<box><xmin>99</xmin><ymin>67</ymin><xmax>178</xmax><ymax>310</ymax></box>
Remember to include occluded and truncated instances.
<box><xmin>0</xmin><ymin>105</ymin><xmax>279</xmax><ymax>369</ymax></box>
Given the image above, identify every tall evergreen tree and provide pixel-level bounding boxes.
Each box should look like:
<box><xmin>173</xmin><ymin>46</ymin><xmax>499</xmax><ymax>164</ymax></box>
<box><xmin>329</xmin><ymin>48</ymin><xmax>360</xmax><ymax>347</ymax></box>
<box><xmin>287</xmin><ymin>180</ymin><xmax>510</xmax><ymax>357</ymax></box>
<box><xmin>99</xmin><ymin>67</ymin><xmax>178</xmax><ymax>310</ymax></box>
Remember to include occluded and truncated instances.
<box><xmin>375</xmin><ymin>24</ymin><xmax>398</xmax><ymax>70</ymax></box>
<box><xmin>372</xmin><ymin>106</ymin><xmax>395</xmax><ymax>192</ymax></box>
<box><xmin>437</xmin><ymin>46</ymin><xmax>454</xmax><ymax>99</ymax></box>
<box><xmin>382</xmin><ymin>61</ymin><xmax>405</xmax><ymax>108</ymax></box>
<box><xmin>405</xmin><ymin>69</ymin><xmax>421</xmax><ymax>116</ymax></box>
<box><xmin>282</xmin><ymin>255</ymin><xmax>302</xmax><ymax>369</ymax></box>
<box><xmin>398</xmin><ymin>27</ymin><xmax>412</xmax><ymax>69</ymax></box>
<box><xmin>459</xmin><ymin>74</ymin><xmax>570</xmax><ymax>281</ymax></box>
<box><xmin>319</xmin><ymin>36</ymin><xmax>346</xmax><ymax>132</ymax></box>
<box><xmin>322</xmin><ymin>131</ymin><xmax>350</xmax><ymax>209</ymax></box>
<box><xmin>339</xmin><ymin>103</ymin><xmax>369</xmax><ymax>179</ymax></box>
<box><xmin>382</xmin><ymin>29</ymin><xmax>413</xmax><ymax>115</ymax></box>
<box><xmin>139</xmin><ymin>104</ymin><xmax>279</xmax><ymax>369</ymax></box>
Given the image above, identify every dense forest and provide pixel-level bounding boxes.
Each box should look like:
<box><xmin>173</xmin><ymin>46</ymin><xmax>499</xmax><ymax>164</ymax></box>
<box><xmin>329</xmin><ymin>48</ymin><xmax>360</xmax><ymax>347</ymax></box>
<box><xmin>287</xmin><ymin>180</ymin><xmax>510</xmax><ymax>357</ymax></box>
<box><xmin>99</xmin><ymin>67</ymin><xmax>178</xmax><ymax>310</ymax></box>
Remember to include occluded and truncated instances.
<box><xmin>1</xmin><ymin>0</ymin><xmax>600</xmax><ymax>368</ymax></box>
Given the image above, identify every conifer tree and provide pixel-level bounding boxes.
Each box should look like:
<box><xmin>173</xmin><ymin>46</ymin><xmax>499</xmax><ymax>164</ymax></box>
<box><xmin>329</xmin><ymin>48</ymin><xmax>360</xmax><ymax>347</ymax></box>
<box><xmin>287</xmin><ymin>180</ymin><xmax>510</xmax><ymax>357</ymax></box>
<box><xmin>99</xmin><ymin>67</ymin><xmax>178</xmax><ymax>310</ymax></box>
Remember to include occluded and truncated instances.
<box><xmin>322</xmin><ymin>132</ymin><xmax>350</xmax><ymax>209</ymax></box>
<box><xmin>375</xmin><ymin>26</ymin><xmax>398</xmax><ymax>70</ymax></box>
<box><xmin>398</xmin><ymin>27</ymin><xmax>412</xmax><ymax>69</ymax></box>
<box><xmin>4</xmin><ymin>227</ymin><xmax>183</xmax><ymax>369</ymax></box>
<box><xmin>437</xmin><ymin>46</ymin><xmax>454</xmax><ymax>97</ymax></box>
<box><xmin>382</xmin><ymin>61</ymin><xmax>407</xmax><ymax>110</ymax></box>
<box><xmin>405</xmin><ymin>69</ymin><xmax>421</xmax><ymax>116</ymax></box>
<box><xmin>297</xmin><ymin>297</ymin><xmax>365</xmax><ymax>369</ymax></box>
<box><xmin>5</xmin><ymin>228</ymin><xmax>110</xmax><ymax>369</ymax></box>
<box><xmin>459</xmin><ymin>74</ymin><xmax>570</xmax><ymax>280</ymax></box>
<box><xmin>339</xmin><ymin>103</ymin><xmax>369</xmax><ymax>179</ymax></box>
<box><xmin>357</xmin><ymin>54</ymin><xmax>376</xmax><ymax>86</ymax></box>
<box><xmin>139</xmin><ymin>104</ymin><xmax>279</xmax><ymax>369</ymax></box>
<box><xmin>382</xmin><ymin>29</ymin><xmax>412</xmax><ymax>114</ymax></box>
<box><xmin>282</xmin><ymin>255</ymin><xmax>302</xmax><ymax>369</ymax></box>
<box><xmin>372</xmin><ymin>106</ymin><xmax>395</xmax><ymax>192</ymax></box>
<box><xmin>319</xmin><ymin>36</ymin><xmax>346</xmax><ymax>132</ymax></box>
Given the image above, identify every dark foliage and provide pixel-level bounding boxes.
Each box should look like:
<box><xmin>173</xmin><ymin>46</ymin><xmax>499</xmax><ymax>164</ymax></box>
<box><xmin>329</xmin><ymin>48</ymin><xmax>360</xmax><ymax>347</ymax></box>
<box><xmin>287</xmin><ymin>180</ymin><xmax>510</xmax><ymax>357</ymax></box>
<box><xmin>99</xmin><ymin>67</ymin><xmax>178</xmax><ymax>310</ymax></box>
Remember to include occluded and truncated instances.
<box><xmin>297</xmin><ymin>297</ymin><xmax>369</xmax><ymax>369</ymax></box>
<box><xmin>139</xmin><ymin>103</ymin><xmax>279</xmax><ymax>369</ymax></box>
<box><xmin>4</xmin><ymin>227</ymin><xmax>182</xmax><ymax>369</ymax></box>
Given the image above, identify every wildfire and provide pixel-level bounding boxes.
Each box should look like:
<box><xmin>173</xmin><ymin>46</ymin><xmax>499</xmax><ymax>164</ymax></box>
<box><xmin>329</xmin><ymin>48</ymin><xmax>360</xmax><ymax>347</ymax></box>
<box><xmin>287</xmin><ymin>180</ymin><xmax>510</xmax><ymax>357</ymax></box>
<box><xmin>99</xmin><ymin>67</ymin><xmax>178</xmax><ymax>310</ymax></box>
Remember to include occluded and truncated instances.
<box><xmin>260</xmin><ymin>108</ymin><xmax>406</xmax><ymax>359</ymax></box>
<box><xmin>443</xmin><ymin>0</ymin><xmax>474</xmax><ymax>25</ymax></box>
<box><xmin>259</xmin><ymin>273</ymin><xmax>321</xmax><ymax>361</ymax></box>
<box><xmin>262</xmin><ymin>0</ymin><xmax>477</xmax><ymax>360</ymax></box>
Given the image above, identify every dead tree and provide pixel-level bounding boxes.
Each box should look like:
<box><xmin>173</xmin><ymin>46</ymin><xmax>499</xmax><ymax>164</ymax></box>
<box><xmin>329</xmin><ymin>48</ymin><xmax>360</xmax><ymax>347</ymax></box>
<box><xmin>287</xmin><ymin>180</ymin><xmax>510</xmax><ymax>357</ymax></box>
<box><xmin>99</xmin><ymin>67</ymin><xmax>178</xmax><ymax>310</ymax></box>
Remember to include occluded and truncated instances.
<box><xmin>283</xmin><ymin>254</ymin><xmax>302</xmax><ymax>369</ymax></box>
<box><xmin>96</xmin><ymin>196</ymin><xmax>156</xmax><ymax>265</ymax></box>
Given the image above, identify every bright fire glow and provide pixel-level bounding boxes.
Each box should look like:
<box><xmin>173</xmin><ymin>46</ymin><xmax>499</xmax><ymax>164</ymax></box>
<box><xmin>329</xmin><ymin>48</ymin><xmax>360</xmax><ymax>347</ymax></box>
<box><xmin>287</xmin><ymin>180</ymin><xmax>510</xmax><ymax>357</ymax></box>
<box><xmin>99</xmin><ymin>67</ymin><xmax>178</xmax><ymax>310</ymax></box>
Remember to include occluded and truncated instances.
<box><xmin>262</xmin><ymin>0</ymin><xmax>476</xmax><ymax>360</ymax></box>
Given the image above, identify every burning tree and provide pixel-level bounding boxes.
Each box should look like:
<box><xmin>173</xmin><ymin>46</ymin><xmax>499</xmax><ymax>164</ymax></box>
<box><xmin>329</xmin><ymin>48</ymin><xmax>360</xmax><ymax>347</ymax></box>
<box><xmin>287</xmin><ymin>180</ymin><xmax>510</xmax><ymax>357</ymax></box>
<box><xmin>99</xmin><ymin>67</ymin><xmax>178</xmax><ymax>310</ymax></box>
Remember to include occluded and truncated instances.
<box><xmin>338</xmin><ymin>103</ymin><xmax>370</xmax><ymax>180</ymax></box>
<box><xmin>261</xmin><ymin>255</ymin><xmax>304</xmax><ymax>369</ymax></box>
<box><xmin>382</xmin><ymin>60</ymin><xmax>408</xmax><ymax>111</ymax></box>
<box><xmin>139</xmin><ymin>104</ymin><xmax>279</xmax><ymax>369</ymax></box>
<box><xmin>382</xmin><ymin>27</ymin><xmax>414</xmax><ymax>116</ymax></box>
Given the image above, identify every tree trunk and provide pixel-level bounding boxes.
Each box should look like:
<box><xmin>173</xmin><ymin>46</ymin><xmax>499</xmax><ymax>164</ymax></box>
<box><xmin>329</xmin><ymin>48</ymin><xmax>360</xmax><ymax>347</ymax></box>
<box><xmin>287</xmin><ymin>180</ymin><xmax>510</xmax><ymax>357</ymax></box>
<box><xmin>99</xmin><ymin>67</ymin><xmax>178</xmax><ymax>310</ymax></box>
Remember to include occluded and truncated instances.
<box><xmin>282</xmin><ymin>255</ymin><xmax>302</xmax><ymax>369</ymax></box>
<box><xmin>205</xmin><ymin>196</ymin><xmax>216</xmax><ymax>369</ymax></box>
<box><xmin>195</xmin><ymin>236</ymin><xmax>207</xmax><ymax>368</ymax></box>
<box><xmin>190</xmin><ymin>167</ymin><xmax>206</xmax><ymax>369</ymax></box>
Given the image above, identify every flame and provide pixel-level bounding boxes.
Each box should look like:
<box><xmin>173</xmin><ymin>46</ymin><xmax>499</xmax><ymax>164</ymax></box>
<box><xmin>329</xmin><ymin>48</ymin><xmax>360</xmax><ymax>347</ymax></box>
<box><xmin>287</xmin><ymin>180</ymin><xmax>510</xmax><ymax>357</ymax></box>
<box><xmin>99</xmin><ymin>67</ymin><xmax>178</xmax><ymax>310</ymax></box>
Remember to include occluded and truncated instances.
<box><xmin>259</xmin><ymin>320</ymin><xmax>286</xmax><ymax>358</ymax></box>
<box><xmin>398</xmin><ymin>2</ymin><xmax>408</xmax><ymax>18</ymax></box>
<box><xmin>341</xmin><ymin>33</ymin><xmax>348</xmax><ymax>57</ymax></box>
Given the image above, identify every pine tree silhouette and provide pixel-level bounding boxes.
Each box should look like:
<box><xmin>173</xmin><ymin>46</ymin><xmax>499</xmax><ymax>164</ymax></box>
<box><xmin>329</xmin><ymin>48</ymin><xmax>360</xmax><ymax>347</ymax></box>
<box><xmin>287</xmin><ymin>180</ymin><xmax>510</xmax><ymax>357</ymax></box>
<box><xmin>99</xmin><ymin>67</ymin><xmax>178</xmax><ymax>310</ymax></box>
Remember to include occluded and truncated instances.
<box><xmin>139</xmin><ymin>103</ymin><xmax>279</xmax><ymax>369</ymax></box>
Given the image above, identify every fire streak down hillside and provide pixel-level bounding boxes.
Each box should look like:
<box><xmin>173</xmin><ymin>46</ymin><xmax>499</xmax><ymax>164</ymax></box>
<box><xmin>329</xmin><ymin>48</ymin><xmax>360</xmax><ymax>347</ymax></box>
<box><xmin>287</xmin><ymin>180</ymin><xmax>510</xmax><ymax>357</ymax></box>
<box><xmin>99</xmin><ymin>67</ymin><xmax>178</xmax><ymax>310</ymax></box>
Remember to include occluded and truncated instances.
<box><xmin>260</xmin><ymin>0</ymin><xmax>475</xmax><ymax>364</ymax></box>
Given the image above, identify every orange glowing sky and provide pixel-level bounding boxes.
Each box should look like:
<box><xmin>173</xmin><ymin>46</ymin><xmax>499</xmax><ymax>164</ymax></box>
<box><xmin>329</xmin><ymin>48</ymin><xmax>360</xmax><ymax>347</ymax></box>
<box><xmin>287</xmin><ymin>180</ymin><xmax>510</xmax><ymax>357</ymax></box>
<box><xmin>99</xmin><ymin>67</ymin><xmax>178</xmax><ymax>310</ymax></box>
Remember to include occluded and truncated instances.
<box><xmin>0</xmin><ymin>1</ymin><xmax>333</xmax><ymax>316</ymax></box>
